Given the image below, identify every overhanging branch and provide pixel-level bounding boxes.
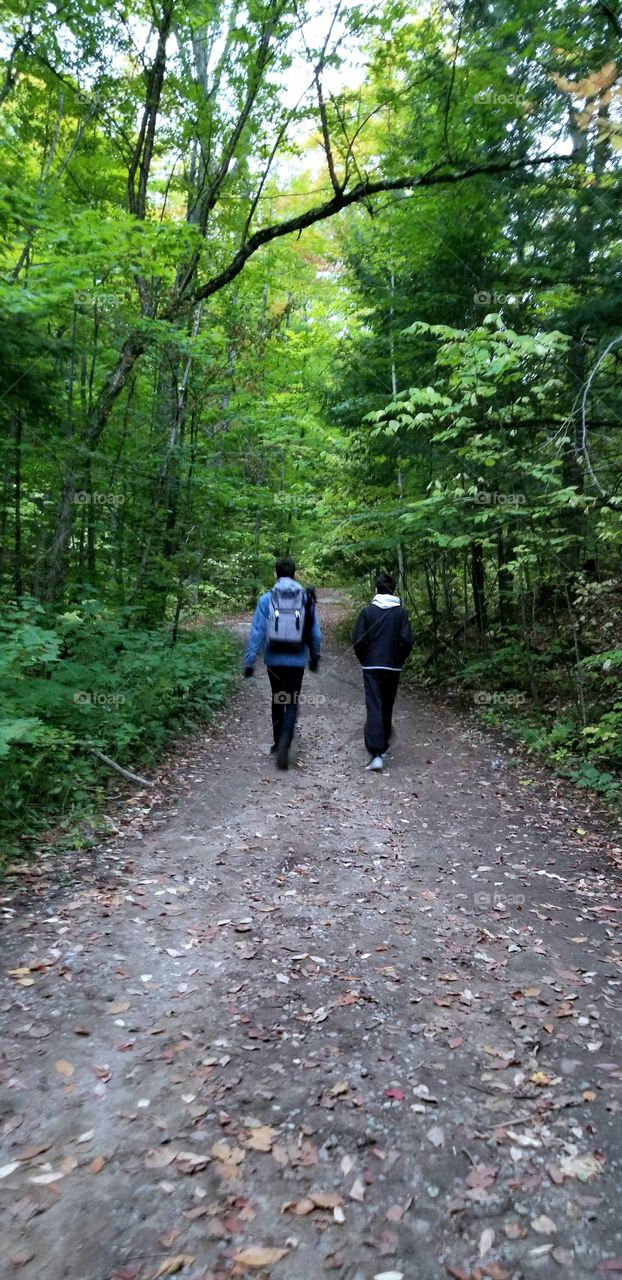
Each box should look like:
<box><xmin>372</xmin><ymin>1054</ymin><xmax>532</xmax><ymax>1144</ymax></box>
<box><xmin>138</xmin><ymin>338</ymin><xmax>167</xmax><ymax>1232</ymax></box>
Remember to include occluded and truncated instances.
<box><xmin>181</xmin><ymin>152</ymin><xmax>570</xmax><ymax>311</ymax></box>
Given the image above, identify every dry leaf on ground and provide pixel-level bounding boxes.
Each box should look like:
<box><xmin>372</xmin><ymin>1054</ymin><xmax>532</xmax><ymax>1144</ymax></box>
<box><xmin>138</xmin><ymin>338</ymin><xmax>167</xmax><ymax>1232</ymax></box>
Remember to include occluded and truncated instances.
<box><xmin>233</xmin><ymin>1246</ymin><xmax>288</xmax><ymax>1268</ymax></box>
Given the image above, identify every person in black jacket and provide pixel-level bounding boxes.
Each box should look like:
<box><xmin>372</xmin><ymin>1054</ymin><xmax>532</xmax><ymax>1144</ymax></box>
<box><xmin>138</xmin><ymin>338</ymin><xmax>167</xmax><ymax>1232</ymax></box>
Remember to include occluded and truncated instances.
<box><xmin>352</xmin><ymin>572</ymin><xmax>414</xmax><ymax>771</ymax></box>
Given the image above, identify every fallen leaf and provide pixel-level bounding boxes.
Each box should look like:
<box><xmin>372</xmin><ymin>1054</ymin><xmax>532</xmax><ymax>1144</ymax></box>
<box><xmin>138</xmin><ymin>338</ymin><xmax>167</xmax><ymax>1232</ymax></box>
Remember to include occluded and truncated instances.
<box><xmin>373</xmin><ymin>1273</ymin><xmax>404</xmax><ymax>1280</ymax></box>
<box><xmin>466</xmin><ymin>1165</ymin><xmax>497</xmax><ymax>1189</ymax></box>
<box><xmin>349</xmin><ymin>1178</ymin><xmax>365</xmax><ymax>1202</ymax></box>
<box><xmin>15</xmin><ymin>1143</ymin><xmax>51</xmax><ymax>1162</ymax></box>
<box><xmin>211</xmin><ymin>1141</ymin><xmax>244</xmax><ymax>1165</ymax></box>
<box><xmin>145</xmin><ymin>1148</ymin><xmax>178</xmax><ymax>1169</ymax></box>
<box><xmin>384</xmin><ymin>1087</ymin><xmax>404</xmax><ymax>1101</ymax></box>
<box><xmin>386</xmin><ymin>1205</ymin><xmax>404</xmax><ymax>1223</ymax></box>
<box><xmin>54</xmin><ymin>1060</ymin><xmax>74</xmax><ymax>1078</ymax></box>
<box><xmin>283</xmin><ymin>1198</ymin><xmax>315</xmax><ymax>1216</ymax></box>
<box><xmin>559</xmin><ymin>1153</ymin><xmax>604</xmax><ymax>1182</ymax></box>
<box><xmin>480</xmin><ymin>1227</ymin><xmax>494</xmax><ymax>1257</ymax></box>
<box><xmin>0</xmin><ymin>1163</ymin><xmax>19</xmax><ymax>1179</ymax></box>
<box><xmin>412</xmin><ymin>1084</ymin><xmax>438</xmax><ymax>1103</ymax></box>
<box><xmin>310</xmin><ymin>1192</ymin><xmax>342</xmax><ymax>1209</ymax></box>
<box><xmin>233</xmin><ymin>1246</ymin><xmax>288</xmax><ymax>1268</ymax></box>
<box><xmin>89</xmin><ymin>1155</ymin><xmax>106</xmax><ymax>1174</ymax></box>
<box><xmin>176</xmin><ymin>1151</ymin><xmax>211</xmax><ymax>1173</ymax></box>
<box><xmin>245</xmin><ymin>1126</ymin><xmax>274</xmax><ymax>1152</ymax></box>
<box><xmin>427</xmin><ymin>1126</ymin><xmax>444</xmax><ymax>1148</ymax></box>
<box><xmin>598</xmin><ymin>1262</ymin><xmax>622</xmax><ymax>1274</ymax></box>
<box><xmin>329</xmin><ymin>1081</ymin><xmax>349</xmax><ymax>1097</ymax></box>
<box><xmin>551</xmin><ymin>1248</ymin><xmax>574</xmax><ymax>1267</ymax></box>
<box><xmin>532</xmin><ymin>1215</ymin><xmax>556</xmax><ymax>1235</ymax></box>
<box><xmin>159</xmin><ymin>1231</ymin><xmax>181</xmax><ymax>1250</ymax></box>
<box><xmin>155</xmin><ymin>1257</ymin><xmax>196</xmax><ymax>1277</ymax></box>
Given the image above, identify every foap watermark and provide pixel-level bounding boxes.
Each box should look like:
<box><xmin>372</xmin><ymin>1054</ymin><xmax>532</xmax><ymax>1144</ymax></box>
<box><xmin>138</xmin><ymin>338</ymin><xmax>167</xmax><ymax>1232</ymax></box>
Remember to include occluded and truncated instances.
<box><xmin>74</xmin><ymin>286</ymin><xmax>134</xmax><ymax>307</ymax></box>
<box><xmin>474</xmin><ymin>88</ymin><xmax>528</xmax><ymax>110</ymax></box>
<box><xmin>472</xmin><ymin>490</ymin><xmax>526</xmax><ymax>507</ymax></box>
<box><xmin>474</xmin><ymin>890</ymin><xmax>525</xmax><ymax>910</ymax></box>
<box><xmin>73</xmin><ymin>691</ymin><xmax>126</xmax><ymax>707</ymax></box>
<box><xmin>272</xmin><ymin>690</ymin><xmax>326</xmax><ymax>707</ymax></box>
<box><xmin>473</xmin><ymin>290</ymin><xmax>515</xmax><ymax>307</ymax></box>
<box><xmin>73</xmin><ymin>491</ymin><xmax>125</xmax><ymax>507</ymax></box>
<box><xmin>473</xmin><ymin>691</ymin><xmax>527</xmax><ymax>707</ymax></box>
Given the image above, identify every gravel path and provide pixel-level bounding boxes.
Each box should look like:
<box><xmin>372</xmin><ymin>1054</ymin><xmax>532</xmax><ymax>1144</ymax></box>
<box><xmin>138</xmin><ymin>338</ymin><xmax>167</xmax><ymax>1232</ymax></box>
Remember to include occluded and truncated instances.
<box><xmin>1</xmin><ymin>593</ymin><xmax>621</xmax><ymax>1280</ymax></box>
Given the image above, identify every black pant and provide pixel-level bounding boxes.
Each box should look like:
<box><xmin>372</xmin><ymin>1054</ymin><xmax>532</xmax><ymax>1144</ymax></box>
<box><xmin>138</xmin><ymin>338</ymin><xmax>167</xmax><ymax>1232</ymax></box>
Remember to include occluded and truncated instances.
<box><xmin>267</xmin><ymin>666</ymin><xmax>305</xmax><ymax>750</ymax></box>
<box><xmin>363</xmin><ymin>669</ymin><xmax>400</xmax><ymax>756</ymax></box>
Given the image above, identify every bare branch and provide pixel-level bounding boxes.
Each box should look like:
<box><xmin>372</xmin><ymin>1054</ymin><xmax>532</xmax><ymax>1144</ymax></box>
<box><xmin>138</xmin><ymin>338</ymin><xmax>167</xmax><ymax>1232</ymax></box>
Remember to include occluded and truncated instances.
<box><xmin>128</xmin><ymin>2</ymin><xmax>174</xmax><ymax>219</ymax></box>
<box><xmin>0</xmin><ymin>27</ymin><xmax>33</xmax><ymax>108</ymax></box>
<box><xmin>575</xmin><ymin>333</ymin><xmax>622</xmax><ymax>509</ymax></box>
<box><xmin>90</xmin><ymin>748</ymin><xmax>154</xmax><ymax>788</ymax></box>
<box><xmin>316</xmin><ymin>70</ymin><xmax>343</xmax><ymax>195</ymax></box>
<box><xmin>443</xmin><ymin>4</ymin><xmax>465</xmax><ymax>162</ymax></box>
<box><xmin>199</xmin><ymin>0</ymin><xmax>290</xmax><ymax>220</ymax></box>
<box><xmin>295</xmin><ymin>0</ymin><xmax>345</xmax><ymax>193</ymax></box>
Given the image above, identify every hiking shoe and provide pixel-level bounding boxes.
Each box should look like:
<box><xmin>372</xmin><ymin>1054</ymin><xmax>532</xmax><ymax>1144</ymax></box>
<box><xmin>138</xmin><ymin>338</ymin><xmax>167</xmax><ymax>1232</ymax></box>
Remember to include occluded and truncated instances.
<box><xmin>365</xmin><ymin>755</ymin><xmax>383</xmax><ymax>771</ymax></box>
<box><xmin>276</xmin><ymin>739</ymin><xmax>289</xmax><ymax>770</ymax></box>
<box><xmin>270</xmin><ymin>744</ymin><xmax>278</xmax><ymax>754</ymax></box>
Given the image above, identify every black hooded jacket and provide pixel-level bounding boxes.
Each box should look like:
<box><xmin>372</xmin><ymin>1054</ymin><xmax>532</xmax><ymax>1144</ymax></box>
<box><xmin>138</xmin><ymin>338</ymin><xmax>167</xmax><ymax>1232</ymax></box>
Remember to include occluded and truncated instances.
<box><xmin>352</xmin><ymin>595</ymin><xmax>414</xmax><ymax>671</ymax></box>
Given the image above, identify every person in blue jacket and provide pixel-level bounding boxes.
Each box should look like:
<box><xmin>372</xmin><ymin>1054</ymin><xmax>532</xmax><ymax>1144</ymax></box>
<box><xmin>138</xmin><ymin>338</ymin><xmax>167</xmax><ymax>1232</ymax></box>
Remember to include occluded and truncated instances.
<box><xmin>244</xmin><ymin>557</ymin><xmax>322</xmax><ymax>770</ymax></box>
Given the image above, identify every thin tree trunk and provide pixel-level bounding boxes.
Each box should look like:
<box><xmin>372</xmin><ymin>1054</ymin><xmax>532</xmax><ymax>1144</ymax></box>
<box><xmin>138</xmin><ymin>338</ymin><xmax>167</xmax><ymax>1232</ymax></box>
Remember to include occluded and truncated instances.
<box><xmin>471</xmin><ymin>541</ymin><xmax>487</xmax><ymax>638</ymax></box>
<box><xmin>497</xmin><ymin>528</ymin><xmax>514</xmax><ymax>627</ymax></box>
<box><xmin>13</xmin><ymin>408</ymin><xmax>22</xmax><ymax>598</ymax></box>
<box><xmin>44</xmin><ymin>331</ymin><xmax>146</xmax><ymax>600</ymax></box>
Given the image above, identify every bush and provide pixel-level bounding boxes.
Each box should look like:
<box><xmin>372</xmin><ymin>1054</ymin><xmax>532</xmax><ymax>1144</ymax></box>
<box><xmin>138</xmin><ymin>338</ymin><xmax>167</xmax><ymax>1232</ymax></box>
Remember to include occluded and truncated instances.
<box><xmin>0</xmin><ymin>600</ymin><xmax>240</xmax><ymax>859</ymax></box>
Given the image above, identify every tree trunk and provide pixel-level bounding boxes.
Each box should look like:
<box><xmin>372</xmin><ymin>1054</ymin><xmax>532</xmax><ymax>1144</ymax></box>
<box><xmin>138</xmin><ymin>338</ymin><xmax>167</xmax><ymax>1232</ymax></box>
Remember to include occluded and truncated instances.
<box><xmin>44</xmin><ymin>331</ymin><xmax>146</xmax><ymax>600</ymax></box>
<box><xmin>497</xmin><ymin>528</ymin><xmax>514</xmax><ymax>627</ymax></box>
<box><xmin>471</xmin><ymin>540</ymin><xmax>487</xmax><ymax>638</ymax></box>
<box><xmin>13</xmin><ymin>407</ymin><xmax>22</xmax><ymax>599</ymax></box>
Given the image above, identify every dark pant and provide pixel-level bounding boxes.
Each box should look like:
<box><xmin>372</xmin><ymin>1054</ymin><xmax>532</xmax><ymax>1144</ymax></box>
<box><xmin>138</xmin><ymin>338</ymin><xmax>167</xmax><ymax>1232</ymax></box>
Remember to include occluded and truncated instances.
<box><xmin>363</xmin><ymin>669</ymin><xmax>400</xmax><ymax>757</ymax></box>
<box><xmin>267</xmin><ymin>666</ymin><xmax>305</xmax><ymax>750</ymax></box>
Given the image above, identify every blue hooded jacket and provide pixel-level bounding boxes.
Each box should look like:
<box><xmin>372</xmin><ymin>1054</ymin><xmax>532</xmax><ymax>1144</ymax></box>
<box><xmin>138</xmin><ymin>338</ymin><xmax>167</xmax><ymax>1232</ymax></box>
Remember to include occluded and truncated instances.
<box><xmin>244</xmin><ymin>577</ymin><xmax>322</xmax><ymax>669</ymax></box>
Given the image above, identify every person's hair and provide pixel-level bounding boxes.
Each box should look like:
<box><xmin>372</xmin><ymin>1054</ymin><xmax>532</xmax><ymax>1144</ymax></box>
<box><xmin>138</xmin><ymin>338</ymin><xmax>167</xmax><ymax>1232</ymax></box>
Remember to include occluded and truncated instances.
<box><xmin>276</xmin><ymin>556</ymin><xmax>296</xmax><ymax>578</ymax></box>
<box><xmin>375</xmin><ymin>571</ymin><xmax>396</xmax><ymax>594</ymax></box>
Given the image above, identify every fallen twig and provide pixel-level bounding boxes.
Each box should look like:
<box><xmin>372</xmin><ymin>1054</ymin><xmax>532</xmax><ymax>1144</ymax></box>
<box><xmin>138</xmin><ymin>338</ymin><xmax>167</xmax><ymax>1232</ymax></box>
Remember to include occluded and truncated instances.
<box><xmin>89</xmin><ymin>748</ymin><xmax>154</xmax><ymax>788</ymax></box>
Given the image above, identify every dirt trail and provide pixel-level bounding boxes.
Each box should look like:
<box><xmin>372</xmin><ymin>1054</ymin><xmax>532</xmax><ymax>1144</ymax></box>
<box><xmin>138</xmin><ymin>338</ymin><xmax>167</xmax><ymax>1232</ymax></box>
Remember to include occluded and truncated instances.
<box><xmin>1</xmin><ymin>592</ymin><xmax>621</xmax><ymax>1280</ymax></box>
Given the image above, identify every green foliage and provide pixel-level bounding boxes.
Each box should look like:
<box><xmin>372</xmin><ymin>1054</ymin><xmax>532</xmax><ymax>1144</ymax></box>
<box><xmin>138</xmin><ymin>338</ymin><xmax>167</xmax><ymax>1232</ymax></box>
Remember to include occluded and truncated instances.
<box><xmin>0</xmin><ymin>0</ymin><xmax>621</xmax><ymax>839</ymax></box>
<box><xmin>0</xmin><ymin>602</ymin><xmax>239</xmax><ymax>859</ymax></box>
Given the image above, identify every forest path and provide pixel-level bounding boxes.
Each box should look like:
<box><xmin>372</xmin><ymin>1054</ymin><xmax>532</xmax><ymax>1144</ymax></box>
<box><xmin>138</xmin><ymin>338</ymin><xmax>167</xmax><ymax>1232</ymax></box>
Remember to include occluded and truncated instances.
<box><xmin>1</xmin><ymin>592</ymin><xmax>621</xmax><ymax>1280</ymax></box>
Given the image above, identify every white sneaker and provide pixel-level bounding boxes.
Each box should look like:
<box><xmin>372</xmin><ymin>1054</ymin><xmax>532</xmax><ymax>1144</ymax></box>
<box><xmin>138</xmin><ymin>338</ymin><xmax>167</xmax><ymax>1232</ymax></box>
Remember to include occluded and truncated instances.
<box><xmin>365</xmin><ymin>755</ymin><xmax>384</xmax><ymax>771</ymax></box>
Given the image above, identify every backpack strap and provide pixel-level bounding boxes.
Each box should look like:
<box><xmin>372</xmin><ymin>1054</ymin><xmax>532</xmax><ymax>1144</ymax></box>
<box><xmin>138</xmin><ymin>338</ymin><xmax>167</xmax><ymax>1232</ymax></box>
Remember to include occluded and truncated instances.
<box><xmin>270</xmin><ymin>588</ymin><xmax>281</xmax><ymax>633</ymax></box>
<box><xmin>302</xmin><ymin>587</ymin><xmax>314</xmax><ymax>646</ymax></box>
